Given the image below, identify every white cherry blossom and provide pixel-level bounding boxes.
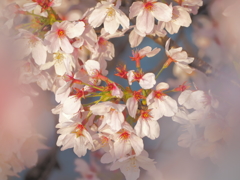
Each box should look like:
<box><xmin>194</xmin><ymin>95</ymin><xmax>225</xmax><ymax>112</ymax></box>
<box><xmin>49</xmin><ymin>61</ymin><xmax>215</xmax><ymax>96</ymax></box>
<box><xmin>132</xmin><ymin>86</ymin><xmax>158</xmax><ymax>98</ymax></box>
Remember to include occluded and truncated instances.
<box><xmin>88</xmin><ymin>0</ymin><xmax>129</xmax><ymax>34</ymax></box>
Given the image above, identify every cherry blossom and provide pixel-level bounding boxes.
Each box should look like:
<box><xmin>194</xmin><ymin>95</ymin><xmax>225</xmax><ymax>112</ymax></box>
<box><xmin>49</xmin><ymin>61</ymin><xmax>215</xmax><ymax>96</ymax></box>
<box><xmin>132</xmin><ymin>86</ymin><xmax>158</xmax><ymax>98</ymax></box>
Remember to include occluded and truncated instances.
<box><xmin>15</xmin><ymin>29</ymin><xmax>47</xmax><ymax>65</ymax></box>
<box><xmin>165</xmin><ymin>38</ymin><xmax>194</xmax><ymax>73</ymax></box>
<box><xmin>127</xmin><ymin>70</ymin><xmax>156</xmax><ymax>89</ymax></box>
<box><xmin>90</xmin><ymin>101</ymin><xmax>126</xmax><ymax>132</ymax></box>
<box><xmin>57</xmin><ymin>122</ymin><xmax>94</xmax><ymax>157</ymax></box>
<box><xmin>164</xmin><ymin>5</ymin><xmax>192</xmax><ymax>34</ymax></box>
<box><xmin>147</xmin><ymin>82</ymin><xmax>178</xmax><ymax>119</ymax></box>
<box><xmin>88</xmin><ymin>0</ymin><xmax>129</xmax><ymax>34</ymax></box>
<box><xmin>134</xmin><ymin>109</ymin><xmax>160</xmax><ymax>140</ymax></box>
<box><xmin>129</xmin><ymin>0</ymin><xmax>172</xmax><ymax>34</ymax></box>
<box><xmin>44</xmin><ymin>21</ymin><xmax>85</xmax><ymax>53</ymax></box>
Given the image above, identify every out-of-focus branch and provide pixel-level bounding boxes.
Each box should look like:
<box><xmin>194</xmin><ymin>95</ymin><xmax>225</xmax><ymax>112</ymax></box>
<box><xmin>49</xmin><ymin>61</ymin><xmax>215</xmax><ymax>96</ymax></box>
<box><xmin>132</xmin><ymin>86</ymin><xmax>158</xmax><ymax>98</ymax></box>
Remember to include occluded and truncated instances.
<box><xmin>25</xmin><ymin>146</ymin><xmax>60</xmax><ymax>180</ymax></box>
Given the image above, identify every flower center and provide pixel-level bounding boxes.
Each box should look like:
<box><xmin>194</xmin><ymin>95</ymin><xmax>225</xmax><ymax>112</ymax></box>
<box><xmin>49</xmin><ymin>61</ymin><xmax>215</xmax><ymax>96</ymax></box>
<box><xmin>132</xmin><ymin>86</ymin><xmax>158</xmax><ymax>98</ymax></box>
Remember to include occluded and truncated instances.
<box><xmin>57</xmin><ymin>29</ymin><xmax>65</xmax><ymax>38</ymax></box>
<box><xmin>107</xmin><ymin>7</ymin><xmax>115</xmax><ymax>17</ymax></box>
<box><xmin>54</xmin><ymin>52</ymin><xmax>64</xmax><ymax>63</ymax></box>
<box><xmin>154</xmin><ymin>91</ymin><xmax>164</xmax><ymax>99</ymax></box>
<box><xmin>73</xmin><ymin>124</ymin><xmax>85</xmax><ymax>137</ymax></box>
<box><xmin>120</xmin><ymin>131</ymin><xmax>130</xmax><ymax>140</ymax></box>
<box><xmin>98</xmin><ymin>37</ymin><xmax>108</xmax><ymax>46</ymax></box>
<box><xmin>144</xmin><ymin>2</ymin><xmax>154</xmax><ymax>11</ymax></box>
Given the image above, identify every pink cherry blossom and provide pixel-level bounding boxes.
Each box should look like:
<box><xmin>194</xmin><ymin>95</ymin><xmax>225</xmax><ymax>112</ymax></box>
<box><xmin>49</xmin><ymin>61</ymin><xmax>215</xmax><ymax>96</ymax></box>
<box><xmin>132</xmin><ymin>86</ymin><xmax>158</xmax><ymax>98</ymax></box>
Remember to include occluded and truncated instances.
<box><xmin>134</xmin><ymin>109</ymin><xmax>160</xmax><ymax>140</ymax></box>
<box><xmin>90</xmin><ymin>102</ymin><xmax>125</xmax><ymax>132</ymax></box>
<box><xmin>164</xmin><ymin>5</ymin><xmax>192</xmax><ymax>34</ymax></box>
<box><xmin>113</xmin><ymin>123</ymin><xmax>144</xmax><ymax>158</ymax></box>
<box><xmin>165</xmin><ymin>38</ymin><xmax>194</xmax><ymax>73</ymax></box>
<box><xmin>129</xmin><ymin>0</ymin><xmax>172</xmax><ymax>34</ymax></box>
<box><xmin>57</xmin><ymin>123</ymin><xmax>94</xmax><ymax>157</ymax></box>
<box><xmin>44</xmin><ymin>21</ymin><xmax>85</xmax><ymax>53</ymax></box>
<box><xmin>147</xmin><ymin>82</ymin><xmax>178</xmax><ymax>119</ymax></box>
<box><xmin>15</xmin><ymin>29</ymin><xmax>47</xmax><ymax>65</ymax></box>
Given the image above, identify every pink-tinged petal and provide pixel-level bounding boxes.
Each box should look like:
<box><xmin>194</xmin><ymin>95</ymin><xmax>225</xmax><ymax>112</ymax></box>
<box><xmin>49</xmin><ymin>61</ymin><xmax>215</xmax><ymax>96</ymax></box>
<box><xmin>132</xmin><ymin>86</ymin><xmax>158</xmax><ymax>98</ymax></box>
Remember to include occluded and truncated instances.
<box><xmin>104</xmin><ymin>15</ymin><xmax>119</xmax><ymax>34</ymax></box>
<box><xmin>179</xmin><ymin>90</ymin><xmax>205</xmax><ymax>110</ymax></box>
<box><xmin>152</xmin><ymin>2</ymin><xmax>172</xmax><ymax>22</ymax></box>
<box><xmin>32</xmin><ymin>42</ymin><xmax>47</xmax><ymax>65</ymax></box>
<box><xmin>134</xmin><ymin>118</ymin><xmax>143</xmax><ymax>137</ymax></box>
<box><xmin>171</xmin><ymin>50</ymin><xmax>187</xmax><ymax>60</ymax></box>
<box><xmin>173</xmin><ymin>6</ymin><xmax>192</xmax><ymax>27</ymax></box>
<box><xmin>111</xmin><ymin>84</ymin><xmax>123</xmax><ymax>98</ymax></box>
<box><xmin>146</xmin><ymin>91</ymin><xmax>155</xmax><ymax>105</ymax></box>
<box><xmin>115</xmin><ymin>9</ymin><xmax>130</xmax><ymax>29</ymax></box>
<box><xmin>114</xmin><ymin>140</ymin><xmax>132</xmax><ymax>158</ymax></box>
<box><xmin>178</xmin><ymin>90</ymin><xmax>192</xmax><ymax>105</ymax></box>
<box><xmin>165</xmin><ymin>38</ymin><xmax>171</xmax><ymax>54</ymax></box>
<box><xmin>139</xmin><ymin>73</ymin><xmax>156</xmax><ymax>89</ymax></box>
<box><xmin>72</xmin><ymin>38</ymin><xmax>84</xmax><ymax>48</ymax></box>
<box><xmin>160</xmin><ymin>96</ymin><xmax>178</xmax><ymax>117</ymax></box>
<box><xmin>130</xmin><ymin>134</ymin><xmax>143</xmax><ymax>156</ymax></box>
<box><xmin>129</xmin><ymin>29</ymin><xmax>144</xmax><ymax>48</ymax></box>
<box><xmin>44</xmin><ymin>33</ymin><xmax>60</xmax><ymax>53</ymax></box>
<box><xmin>22</xmin><ymin>2</ymin><xmax>37</xmax><ymax>11</ymax></box>
<box><xmin>88</xmin><ymin>8</ymin><xmax>107</xmax><ymax>28</ymax></box>
<box><xmin>146</xmin><ymin>47</ymin><xmax>161</xmax><ymax>57</ymax></box>
<box><xmin>40</xmin><ymin>60</ymin><xmax>55</xmax><ymax>70</ymax></box>
<box><xmin>126</xmin><ymin>97</ymin><xmax>138</xmax><ymax>118</ymax></box>
<box><xmin>129</xmin><ymin>1</ymin><xmax>144</xmax><ymax>19</ymax></box>
<box><xmin>66</xmin><ymin>21</ymin><xmax>85</xmax><ymax>38</ymax></box>
<box><xmin>106</xmin><ymin>111</ymin><xmax>124</xmax><ymax>132</ymax></box>
<box><xmin>90</xmin><ymin>102</ymin><xmax>111</xmax><ymax>115</ymax></box>
<box><xmin>127</xmin><ymin>70</ymin><xmax>135</xmax><ymax>85</ymax></box>
<box><xmin>136</xmin><ymin>9</ymin><xmax>154</xmax><ymax>34</ymax></box>
<box><xmin>60</xmin><ymin>134</ymin><xmax>75</xmax><ymax>150</ymax></box>
<box><xmin>138</xmin><ymin>46</ymin><xmax>152</xmax><ymax>57</ymax></box>
<box><xmin>60</xmin><ymin>37</ymin><xmax>73</xmax><ymax>53</ymax></box>
<box><xmin>175</xmin><ymin>62</ymin><xmax>194</xmax><ymax>74</ymax></box>
<box><xmin>84</xmin><ymin>60</ymin><xmax>100</xmax><ymax>76</ymax></box>
<box><xmin>172</xmin><ymin>109</ymin><xmax>189</xmax><ymax>124</ymax></box>
<box><xmin>74</xmin><ymin>137</ymin><xmax>87</xmax><ymax>157</ymax></box>
<box><xmin>156</xmin><ymin>82</ymin><xmax>169</xmax><ymax>91</ymax></box>
<box><xmin>55</xmin><ymin>82</ymin><xmax>71</xmax><ymax>103</ymax></box>
<box><xmin>148</xmin><ymin>100</ymin><xmax>163</xmax><ymax>119</ymax></box>
<box><xmin>168</xmin><ymin>47</ymin><xmax>183</xmax><ymax>57</ymax></box>
<box><xmin>62</xmin><ymin>95</ymin><xmax>81</xmax><ymax>114</ymax></box>
<box><xmin>146</xmin><ymin>120</ymin><xmax>160</xmax><ymax>139</ymax></box>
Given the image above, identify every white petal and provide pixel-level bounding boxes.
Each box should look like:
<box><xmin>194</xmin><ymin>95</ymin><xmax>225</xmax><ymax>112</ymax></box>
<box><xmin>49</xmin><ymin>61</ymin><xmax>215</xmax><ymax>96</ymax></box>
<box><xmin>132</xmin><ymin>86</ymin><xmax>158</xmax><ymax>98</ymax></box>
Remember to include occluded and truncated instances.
<box><xmin>62</xmin><ymin>96</ymin><xmax>81</xmax><ymax>114</ymax></box>
<box><xmin>136</xmin><ymin>9</ymin><xmax>154</xmax><ymax>34</ymax></box>
<box><xmin>139</xmin><ymin>73</ymin><xmax>156</xmax><ymax>89</ymax></box>
<box><xmin>126</xmin><ymin>97</ymin><xmax>138</xmax><ymax>118</ymax></box>
<box><xmin>152</xmin><ymin>2</ymin><xmax>172</xmax><ymax>22</ymax></box>
<box><xmin>156</xmin><ymin>82</ymin><xmax>169</xmax><ymax>91</ymax></box>
<box><xmin>60</xmin><ymin>37</ymin><xmax>74</xmax><ymax>53</ymax></box>
<box><xmin>129</xmin><ymin>1</ymin><xmax>144</xmax><ymax>19</ymax></box>
<box><xmin>32</xmin><ymin>42</ymin><xmax>47</xmax><ymax>65</ymax></box>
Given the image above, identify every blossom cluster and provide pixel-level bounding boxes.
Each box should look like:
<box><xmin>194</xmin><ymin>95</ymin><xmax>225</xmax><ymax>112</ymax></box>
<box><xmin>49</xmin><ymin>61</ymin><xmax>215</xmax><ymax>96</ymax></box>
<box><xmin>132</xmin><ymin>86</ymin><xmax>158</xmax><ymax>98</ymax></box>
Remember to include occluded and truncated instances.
<box><xmin>0</xmin><ymin>0</ymin><xmax>209</xmax><ymax>179</ymax></box>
